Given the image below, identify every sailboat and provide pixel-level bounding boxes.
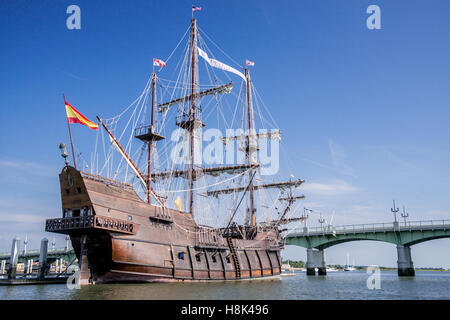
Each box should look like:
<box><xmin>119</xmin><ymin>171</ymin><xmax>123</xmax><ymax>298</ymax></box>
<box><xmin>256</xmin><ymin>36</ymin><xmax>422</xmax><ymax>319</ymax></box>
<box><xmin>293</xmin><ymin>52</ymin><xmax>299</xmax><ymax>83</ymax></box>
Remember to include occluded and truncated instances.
<box><xmin>344</xmin><ymin>253</ymin><xmax>356</xmax><ymax>272</ymax></box>
<box><xmin>45</xmin><ymin>16</ymin><xmax>305</xmax><ymax>284</ymax></box>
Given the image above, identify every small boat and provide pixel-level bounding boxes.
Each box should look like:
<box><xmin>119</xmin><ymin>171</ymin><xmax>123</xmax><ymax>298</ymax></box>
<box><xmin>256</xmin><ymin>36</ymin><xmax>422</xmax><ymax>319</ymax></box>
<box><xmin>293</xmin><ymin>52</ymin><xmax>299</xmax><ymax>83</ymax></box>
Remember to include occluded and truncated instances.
<box><xmin>344</xmin><ymin>253</ymin><xmax>356</xmax><ymax>271</ymax></box>
<box><xmin>326</xmin><ymin>266</ymin><xmax>338</xmax><ymax>272</ymax></box>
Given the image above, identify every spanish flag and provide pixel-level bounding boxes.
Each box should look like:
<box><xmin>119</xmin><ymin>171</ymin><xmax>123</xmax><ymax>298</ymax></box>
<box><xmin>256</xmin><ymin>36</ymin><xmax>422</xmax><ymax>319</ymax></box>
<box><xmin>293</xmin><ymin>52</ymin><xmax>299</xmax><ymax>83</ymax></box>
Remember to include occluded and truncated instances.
<box><xmin>65</xmin><ymin>99</ymin><xmax>98</xmax><ymax>130</ymax></box>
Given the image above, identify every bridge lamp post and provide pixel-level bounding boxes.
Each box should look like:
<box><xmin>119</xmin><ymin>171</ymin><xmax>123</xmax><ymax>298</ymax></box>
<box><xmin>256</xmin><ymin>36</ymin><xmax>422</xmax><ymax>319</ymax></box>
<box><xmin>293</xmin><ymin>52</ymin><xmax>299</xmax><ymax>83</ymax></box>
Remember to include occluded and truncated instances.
<box><xmin>401</xmin><ymin>206</ymin><xmax>409</xmax><ymax>227</ymax></box>
<box><xmin>318</xmin><ymin>213</ymin><xmax>326</xmax><ymax>231</ymax></box>
<box><xmin>23</xmin><ymin>236</ymin><xmax>28</xmax><ymax>256</ymax></box>
<box><xmin>391</xmin><ymin>200</ymin><xmax>399</xmax><ymax>223</ymax></box>
<box><xmin>303</xmin><ymin>208</ymin><xmax>312</xmax><ymax>228</ymax></box>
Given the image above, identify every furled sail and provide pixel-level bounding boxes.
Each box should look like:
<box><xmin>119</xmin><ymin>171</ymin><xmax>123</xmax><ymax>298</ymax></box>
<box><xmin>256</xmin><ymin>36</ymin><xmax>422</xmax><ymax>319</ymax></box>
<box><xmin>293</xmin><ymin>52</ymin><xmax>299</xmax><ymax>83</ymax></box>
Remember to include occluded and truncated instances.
<box><xmin>206</xmin><ymin>179</ymin><xmax>305</xmax><ymax>198</ymax></box>
<box><xmin>222</xmin><ymin>130</ymin><xmax>282</xmax><ymax>145</ymax></box>
<box><xmin>148</xmin><ymin>164</ymin><xmax>259</xmax><ymax>182</ymax></box>
<box><xmin>157</xmin><ymin>82</ymin><xmax>233</xmax><ymax>113</ymax></box>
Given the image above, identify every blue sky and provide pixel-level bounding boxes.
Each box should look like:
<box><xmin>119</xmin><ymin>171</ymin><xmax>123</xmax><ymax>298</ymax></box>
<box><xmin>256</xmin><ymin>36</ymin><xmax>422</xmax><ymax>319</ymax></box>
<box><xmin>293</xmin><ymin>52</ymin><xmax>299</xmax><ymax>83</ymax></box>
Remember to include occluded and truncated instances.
<box><xmin>0</xmin><ymin>1</ymin><xmax>449</xmax><ymax>268</ymax></box>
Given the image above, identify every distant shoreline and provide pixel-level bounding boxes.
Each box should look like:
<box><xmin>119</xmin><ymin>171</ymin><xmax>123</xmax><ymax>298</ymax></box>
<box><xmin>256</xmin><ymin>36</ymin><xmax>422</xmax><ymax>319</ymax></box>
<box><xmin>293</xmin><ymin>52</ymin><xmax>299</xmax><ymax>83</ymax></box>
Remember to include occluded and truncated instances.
<box><xmin>282</xmin><ymin>261</ymin><xmax>450</xmax><ymax>272</ymax></box>
<box><xmin>282</xmin><ymin>268</ymin><xmax>450</xmax><ymax>272</ymax></box>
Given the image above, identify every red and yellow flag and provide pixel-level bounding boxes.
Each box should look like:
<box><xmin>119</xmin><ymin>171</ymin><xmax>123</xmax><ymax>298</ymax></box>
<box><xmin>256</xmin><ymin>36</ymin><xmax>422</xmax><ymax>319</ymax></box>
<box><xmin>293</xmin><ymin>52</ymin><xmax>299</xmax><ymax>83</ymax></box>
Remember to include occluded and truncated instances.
<box><xmin>65</xmin><ymin>99</ymin><xmax>98</xmax><ymax>130</ymax></box>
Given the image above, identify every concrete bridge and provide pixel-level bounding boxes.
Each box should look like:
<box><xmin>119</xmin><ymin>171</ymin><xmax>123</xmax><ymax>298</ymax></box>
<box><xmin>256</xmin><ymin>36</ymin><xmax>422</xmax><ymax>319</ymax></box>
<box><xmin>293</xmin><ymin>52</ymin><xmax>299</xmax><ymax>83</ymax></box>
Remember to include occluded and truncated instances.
<box><xmin>285</xmin><ymin>219</ymin><xmax>450</xmax><ymax>276</ymax></box>
<box><xmin>0</xmin><ymin>238</ymin><xmax>76</xmax><ymax>280</ymax></box>
<box><xmin>0</xmin><ymin>247</ymin><xmax>76</xmax><ymax>265</ymax></box>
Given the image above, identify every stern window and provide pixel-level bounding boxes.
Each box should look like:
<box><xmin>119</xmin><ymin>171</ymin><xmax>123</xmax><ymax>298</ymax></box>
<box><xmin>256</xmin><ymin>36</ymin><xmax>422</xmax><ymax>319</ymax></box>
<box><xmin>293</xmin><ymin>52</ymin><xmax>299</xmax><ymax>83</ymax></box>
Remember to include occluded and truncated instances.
<box><xmin>64</xmin><ymin>209</ymin><xmax>72</xmax><ymax>218</ymax></box>
<box><xmin>178</xmin><ymin>252</ymin><xmax>184</xmax><ymax>260</ymax></box>
<box><xmin>81</xmin><ymin>207</ymin><xmax>91</xmax><ymax>216</ymax></box>
<box><xmin>63</xmin><ymin>209</ymin><xmax>71</xmax><ymax>218</ymax></box>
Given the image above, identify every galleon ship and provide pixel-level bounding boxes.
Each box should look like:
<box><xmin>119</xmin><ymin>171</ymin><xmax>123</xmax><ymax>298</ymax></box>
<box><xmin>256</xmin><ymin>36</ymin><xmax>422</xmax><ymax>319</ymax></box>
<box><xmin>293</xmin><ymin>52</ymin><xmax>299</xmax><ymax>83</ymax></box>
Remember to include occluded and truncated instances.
<box><xmin>45</xmin><ymin>16</ymin><xmax>305</xmax><ymax>284</ymax></box>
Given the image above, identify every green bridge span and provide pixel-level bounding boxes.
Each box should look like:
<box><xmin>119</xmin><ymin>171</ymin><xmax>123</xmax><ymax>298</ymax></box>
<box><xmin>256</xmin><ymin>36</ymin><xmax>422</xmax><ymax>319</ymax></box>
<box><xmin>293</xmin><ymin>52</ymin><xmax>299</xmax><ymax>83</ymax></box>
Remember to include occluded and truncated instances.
<box><xmin>0</xmin><ymin>248</ymin><xmax>76</xmax><ymax>265</ymax></box>
<box><xmin>285</xmin><ymin>219</ymin><xmax>450</xmax><ymax>276</ymax></box>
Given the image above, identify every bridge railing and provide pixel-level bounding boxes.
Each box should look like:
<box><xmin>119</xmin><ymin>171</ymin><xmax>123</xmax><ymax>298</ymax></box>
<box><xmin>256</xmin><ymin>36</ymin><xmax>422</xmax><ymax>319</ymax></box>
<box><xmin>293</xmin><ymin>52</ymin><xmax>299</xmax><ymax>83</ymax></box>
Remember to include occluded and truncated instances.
<box><xmin>0</xmin><ymin>248</ymin><xmax>74</xmax><ymax>259</ymax></box>
<box><xmin>288</xmin><ymin>219</ymin><xmax>450</xmax><ymax>236</ymax></box>
<box><xmin>402</xmin><ymin>219</ymin><xmax>450</xmax><ymax>229</ymax></box>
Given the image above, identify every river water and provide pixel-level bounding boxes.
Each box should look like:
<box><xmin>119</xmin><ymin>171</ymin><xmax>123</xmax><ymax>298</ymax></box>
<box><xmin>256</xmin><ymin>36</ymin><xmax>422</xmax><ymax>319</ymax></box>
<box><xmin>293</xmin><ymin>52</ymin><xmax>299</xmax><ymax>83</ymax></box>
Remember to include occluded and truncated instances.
<box><xmin>1</xmin><ymin>271</ymin><xmax>449</xmax><ymax>300</ymax></box>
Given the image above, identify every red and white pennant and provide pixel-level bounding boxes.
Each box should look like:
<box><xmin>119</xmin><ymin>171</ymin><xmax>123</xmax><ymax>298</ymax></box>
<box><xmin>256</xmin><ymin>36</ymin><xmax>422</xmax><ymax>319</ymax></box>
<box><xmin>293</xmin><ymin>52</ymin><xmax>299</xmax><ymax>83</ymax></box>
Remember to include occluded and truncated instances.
<box><xmin>153</xmin><ymin>58</ymin><xmax>166</xmax><ymax>68</ymax></box>
<box><xmin>246</xmin><ymin>59</ymin><xmax>255</xmax><ymax>67</ymax></box>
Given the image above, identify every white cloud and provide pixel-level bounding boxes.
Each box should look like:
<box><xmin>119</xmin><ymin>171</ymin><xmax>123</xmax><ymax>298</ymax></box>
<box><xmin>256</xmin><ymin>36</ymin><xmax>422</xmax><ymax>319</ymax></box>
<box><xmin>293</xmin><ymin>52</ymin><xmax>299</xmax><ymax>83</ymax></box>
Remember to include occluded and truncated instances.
<box><xmin>328</xmin><ymin>139</ymin><xmax>356</xmax><ymax>177</ymax></box>
<box><xmin>297</xmin><ymin>157</ymin><xmax>334</xmax><ymax>170</ymax></box>
<box><xmin>303</xmin><ymin>179</ymin><xmax>360</xmax><ymax>196</ymax></box>
<box><xmin>0</xmin><ymin>213</ymin><xmax>44</xmax><ymax>224</ymax></box>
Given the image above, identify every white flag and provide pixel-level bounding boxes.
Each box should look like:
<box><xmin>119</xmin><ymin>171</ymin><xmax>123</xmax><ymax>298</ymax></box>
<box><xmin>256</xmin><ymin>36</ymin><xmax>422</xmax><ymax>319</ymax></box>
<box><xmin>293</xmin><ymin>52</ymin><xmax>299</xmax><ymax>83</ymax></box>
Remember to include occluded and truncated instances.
<box><xmin>198</xmin><ymin>48</ymin><xmax>246</xmax><ymax>82</ymax></box>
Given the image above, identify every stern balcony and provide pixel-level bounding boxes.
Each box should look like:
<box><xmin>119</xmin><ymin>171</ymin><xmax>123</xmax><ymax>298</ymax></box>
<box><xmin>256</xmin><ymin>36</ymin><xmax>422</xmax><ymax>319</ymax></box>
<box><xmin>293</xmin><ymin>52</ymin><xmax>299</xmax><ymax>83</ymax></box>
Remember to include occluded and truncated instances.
<box><xmin>45</xmin><ymin>215</ymin><xmax>138</xmax><ymax>235</ymax></box>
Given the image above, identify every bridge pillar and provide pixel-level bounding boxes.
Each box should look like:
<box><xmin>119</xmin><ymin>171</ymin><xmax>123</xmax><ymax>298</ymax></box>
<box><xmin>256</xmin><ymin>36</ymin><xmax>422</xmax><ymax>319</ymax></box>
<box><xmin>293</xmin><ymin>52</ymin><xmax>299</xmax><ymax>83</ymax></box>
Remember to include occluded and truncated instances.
<box><xmin>1</xmin><ymin>260</ymin><xmax>5</xmax><ymax>274</ymax></box>
<box><xmin>306</xmin><ymin>248</ymin><xmax>326</xmax><ymax>276</ymax></box>
<box><xmin>28</xmin><ymin>259</ymin><xmax>34</xmax><ymax>274</ymax></box>
<box><xmin>7</xmin><ymin>238</ymin><xmax>20</xmax><ymax>279</ymax></box>
<box><xmin>397</xmin><ymin>245</ymin><xmax>415</xmax><ymax>277</ymax></box>
<box><xmin>38</xmin><ymin>238</ymin><xmax>49</xmax><ymax>279</ymax></box>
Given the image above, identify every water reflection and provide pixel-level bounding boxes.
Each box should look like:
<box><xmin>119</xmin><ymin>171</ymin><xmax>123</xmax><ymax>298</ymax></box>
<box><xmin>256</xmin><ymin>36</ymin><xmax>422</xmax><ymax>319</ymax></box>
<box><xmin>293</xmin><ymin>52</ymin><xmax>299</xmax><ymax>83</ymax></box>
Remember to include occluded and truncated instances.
<box><xmin>1</xmin><ymin>271</ymin><xmax>449</xmax><ymax>300</ymax></box>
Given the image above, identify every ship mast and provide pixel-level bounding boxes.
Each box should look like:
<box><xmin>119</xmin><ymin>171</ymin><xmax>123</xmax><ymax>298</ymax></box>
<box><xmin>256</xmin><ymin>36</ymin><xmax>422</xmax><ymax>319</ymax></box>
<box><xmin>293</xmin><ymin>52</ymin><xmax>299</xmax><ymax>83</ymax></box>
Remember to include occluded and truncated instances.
<box><xmin>245</xmin><ymin>68</ymin><xmax>256</xmax><ymax>227</ymax></box>
<box><xmin>188</xmin><ymin>18</ymin><xmax>198</xmax><ymax>216</ymax></box>
<box><xmin>147</xmin><ymin>72</ymin><xmax>156</xmax><ymax>204</ymax></box>
<box><xmin>134</xmin><ymin>72</ymin><xmax>164</xmax><ymax>204</ymax></box>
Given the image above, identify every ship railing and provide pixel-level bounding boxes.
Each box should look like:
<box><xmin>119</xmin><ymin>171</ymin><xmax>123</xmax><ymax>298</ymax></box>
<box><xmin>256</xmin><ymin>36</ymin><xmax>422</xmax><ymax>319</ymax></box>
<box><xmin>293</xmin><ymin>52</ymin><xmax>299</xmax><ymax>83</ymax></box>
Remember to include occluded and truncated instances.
<box><xmin>153</xmin><ymin>206</ymin><xmax>172</xmax><ymax>222</ymax></box>
<box><xmin>195</xmin><ymin>225</ymin><xmax>226</xmax><ymax>248</ymax></box>
<box><xmin>134</xmin><ymin>125</ymin><xmax>150</xmax><ymax>137</ymax></box>
<box><xmin>288</xmin><ymin>219</ymin><xmax>450</xmax><ymax>236</ymax></box>
<box><xmin>45</xmin><ymin>215</ymin><xmax>137</xmax><ymax>235</ymax></box>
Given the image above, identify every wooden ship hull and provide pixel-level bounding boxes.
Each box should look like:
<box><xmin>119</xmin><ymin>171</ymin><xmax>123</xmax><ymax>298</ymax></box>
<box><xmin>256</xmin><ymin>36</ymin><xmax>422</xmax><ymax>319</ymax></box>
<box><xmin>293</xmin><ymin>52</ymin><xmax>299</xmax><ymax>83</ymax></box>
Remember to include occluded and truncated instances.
<box><xmin>45</xmin><ymin>166</ymin><xmax>282</xmax><ymax>284</ymax></box>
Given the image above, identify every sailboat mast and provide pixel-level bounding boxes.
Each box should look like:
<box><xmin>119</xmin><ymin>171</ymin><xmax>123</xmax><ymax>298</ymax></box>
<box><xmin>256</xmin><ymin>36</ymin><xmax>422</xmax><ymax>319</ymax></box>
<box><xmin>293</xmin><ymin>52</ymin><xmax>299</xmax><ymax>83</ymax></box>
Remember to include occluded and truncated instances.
<box><xmin>147</xmin><ymin>72</ymin><xmax>156</xmax><ymax>204</ymax></box>
<box><xmin>245</xmin><ymin>68</ymin><xmax>256</xmax><ymax>227</ymax></box>
<box><xmin>188</xmin><ymin>18</ymin><xmax>198</xmax><ymax>215</ymax></box>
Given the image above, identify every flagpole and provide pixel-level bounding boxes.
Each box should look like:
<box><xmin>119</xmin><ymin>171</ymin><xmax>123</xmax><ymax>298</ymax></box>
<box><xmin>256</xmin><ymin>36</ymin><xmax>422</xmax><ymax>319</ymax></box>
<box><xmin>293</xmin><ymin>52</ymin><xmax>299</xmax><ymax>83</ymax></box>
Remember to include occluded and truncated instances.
<box><xmin>63</xmin><ymin>94</ymin><xmax>77</xmax><ymax>169</ymax></box>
